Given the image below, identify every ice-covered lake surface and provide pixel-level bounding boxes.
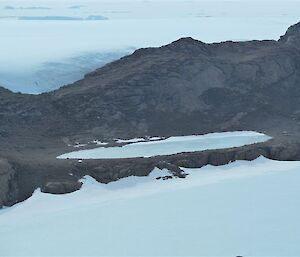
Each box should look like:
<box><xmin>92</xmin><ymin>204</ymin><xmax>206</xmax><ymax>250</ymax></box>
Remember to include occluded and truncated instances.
<box><xmin>0</xmin><ymin>0</ymin><xmax>300</xmax><ymax>93</ymax></box>
<box><xmin>58</xmin><ymin>131</ymin><xmax>271</xmax><ymax>159</ymax></box>
<box><xmin>1</xmin><ymin>156</ymin><xmax>300</xmax><ymax>256</ymax></box>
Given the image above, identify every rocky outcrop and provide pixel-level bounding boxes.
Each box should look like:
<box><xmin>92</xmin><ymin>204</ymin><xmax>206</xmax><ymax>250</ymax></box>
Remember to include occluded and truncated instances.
<box><xmin>156</xmin><ymin>161</ymin><xmax>187</xmax><ymax>178</ymax></box>
<box><xmin>0</xmin><ymin>159</ymin><xmax>18</xmax><ymax>207</ymax></box>
<box><xmin>279</xmin><ymin>22</ymin><xmax>300</xmax><ymax>47</ymax></box>
<box><xmin>42</xmin><ymin>180</ymin><xmax>82</xmax><ymax>194</ymax></box>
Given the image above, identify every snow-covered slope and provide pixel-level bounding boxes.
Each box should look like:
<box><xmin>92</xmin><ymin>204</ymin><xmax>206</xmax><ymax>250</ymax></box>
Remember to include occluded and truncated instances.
<box><xmin>0</xmin><ymin>0</ymin><xmax>300</xmax><ymax>93</ymax></box>
<box><xmin>1</xmin><ymin>157</ymin><xmax>300</xmax><ymax>256</ymax></box>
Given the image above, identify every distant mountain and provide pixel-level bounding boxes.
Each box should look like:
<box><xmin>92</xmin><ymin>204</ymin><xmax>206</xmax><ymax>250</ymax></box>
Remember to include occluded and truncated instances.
<box><xmin>1</xmin><ymin>22</ymin><xmax>300</xmax><ymax>207</ymax></box>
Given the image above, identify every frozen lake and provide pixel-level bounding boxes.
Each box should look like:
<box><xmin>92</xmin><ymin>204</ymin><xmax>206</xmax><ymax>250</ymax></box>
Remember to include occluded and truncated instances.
<box><xmin>58</xmin><ymin>131</ymin><xmax>271</xmax><ymax>159</ymax></box>
<box><xmin>1</xmin><ymin>157</ymin><xmax>300</xmax><ymax>256</ymax></box>
<box><xmin>0</xmin><ymin>0</ymin><xmax>300</xmax><ymax>93</ymax></box>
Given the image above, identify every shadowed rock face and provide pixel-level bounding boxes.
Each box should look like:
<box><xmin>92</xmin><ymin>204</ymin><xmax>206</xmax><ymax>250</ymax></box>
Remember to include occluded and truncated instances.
<box><xmin>0</xmin><ymin>159</ymin><xmax>17</xmax><ymax>206</ymax></box>
<box><xmin>1</xmin><ymin>22</ymin><xmax>300</xmax><ymax>206</ymax></box>
<box><xmin>279</xmin><ymin>22</ymin><xmax>300</xmax><ymax>46</ymax></box>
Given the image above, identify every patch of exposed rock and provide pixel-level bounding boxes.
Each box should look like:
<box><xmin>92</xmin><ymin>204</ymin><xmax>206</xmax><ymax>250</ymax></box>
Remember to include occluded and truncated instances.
<box><xmin>42</xmin><ymin>180</ymin><xmax>82</xmax><ymax>194</ymax></box>
<box><xmin>0</xmin><ymin>159</ymin><xmax>18</xmax><ymax>206</ymax></box>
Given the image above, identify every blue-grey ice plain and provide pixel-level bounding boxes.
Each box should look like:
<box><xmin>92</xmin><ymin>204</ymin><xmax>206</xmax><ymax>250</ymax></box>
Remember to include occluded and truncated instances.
<box><xmin>0</xmin><ymin>0</ymin><xmax>300</xmax><ymax>93</ymax></box>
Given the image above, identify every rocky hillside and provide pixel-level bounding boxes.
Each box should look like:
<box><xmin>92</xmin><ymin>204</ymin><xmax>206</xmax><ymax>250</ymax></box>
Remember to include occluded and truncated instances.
<box><xmin>1</xmin><ymin>22</ymin><xmax>300</xmax><ymax>207</ymax></box>
<box><xmin>2</xmin><ymin>22</ymin><xmax>300</xmax><ymax>144</ymax></box>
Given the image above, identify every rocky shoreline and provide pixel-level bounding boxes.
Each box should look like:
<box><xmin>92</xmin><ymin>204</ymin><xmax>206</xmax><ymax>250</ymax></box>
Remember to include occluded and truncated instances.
<box><xmin>1</xmin><ymin>131</ymin><xmax>299</xmax><ymax>207</ymax></box>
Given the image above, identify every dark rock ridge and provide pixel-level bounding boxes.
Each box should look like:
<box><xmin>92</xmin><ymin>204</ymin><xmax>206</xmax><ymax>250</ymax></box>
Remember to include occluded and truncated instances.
<box><xmin>1</xmin><ymin>22</ymin><xmax>300</xmax><ymax>206</ymax></box>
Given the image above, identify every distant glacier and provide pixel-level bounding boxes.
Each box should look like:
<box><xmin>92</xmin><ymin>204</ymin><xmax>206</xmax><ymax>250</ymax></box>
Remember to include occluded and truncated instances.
<box><xmin>0</xmin><ymin>0</ymin><xmax>299</xmax><ymax>93</ymax></box>
<box><xmin>0</xmin><ymin>50</ymin><xmax>133</xmax><ymax>93</ymax></box>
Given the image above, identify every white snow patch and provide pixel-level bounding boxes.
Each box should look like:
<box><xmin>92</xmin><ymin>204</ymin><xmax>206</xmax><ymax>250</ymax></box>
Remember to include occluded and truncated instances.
<box><xmin>73</xmin><ymin>143</ymin><xmax>87</xmax><ymax>148</ymax></box>
<box><xmin>93</xmin><ymin>140</ymin><xmax>109</xmax><ymax>146</ymax></box>
<box><xmin>115</xmin><ymin>137</ymin><xmax>146</xmax><ymax>143</ymax></box>
<box><xmin>115</xmin><ymin>136</ymin><xmax>165</xmax><ymax>143</ymax></box>
<box><xmin>148</xmin><ymin>136</ymin><xmax>165</xmax><ymax>141</ymax></box>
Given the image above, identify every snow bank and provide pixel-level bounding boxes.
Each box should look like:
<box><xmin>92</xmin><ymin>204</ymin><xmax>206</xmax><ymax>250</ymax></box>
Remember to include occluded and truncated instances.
<box><xmin>1</xmin><ymin>157</ymin><xmax>300</xmax><ymax>255</ymax></box>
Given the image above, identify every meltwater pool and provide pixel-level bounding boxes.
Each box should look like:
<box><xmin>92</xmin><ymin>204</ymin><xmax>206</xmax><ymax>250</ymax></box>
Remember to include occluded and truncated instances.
<box><xmin>57</xmin><ymin>131</ymin><xmax>271</xmax><ymax>160</ymax></box>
